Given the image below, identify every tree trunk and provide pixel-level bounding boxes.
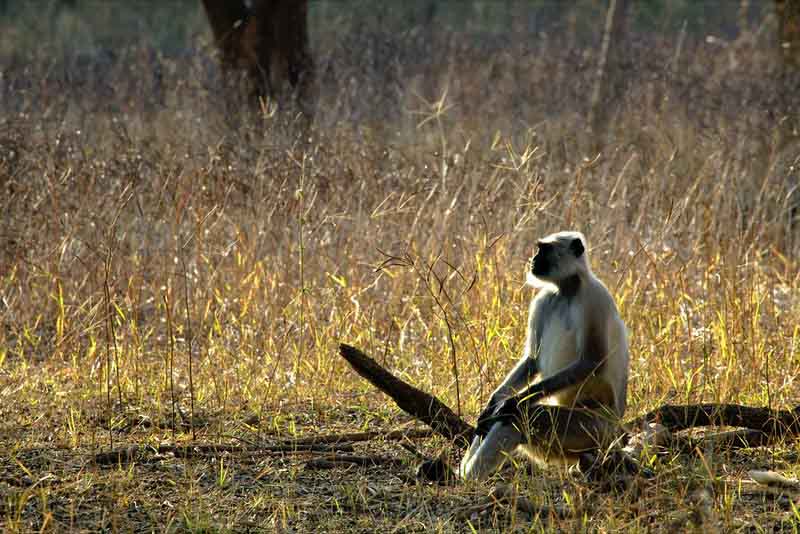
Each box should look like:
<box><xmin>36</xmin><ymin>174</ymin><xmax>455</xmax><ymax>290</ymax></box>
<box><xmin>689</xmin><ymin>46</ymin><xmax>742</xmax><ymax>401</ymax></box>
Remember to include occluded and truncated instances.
<box><xmin>201</xmin><ymin>0</ymin><xmax>313</xmax><ymax>110</ymax></box>
<box><xmin>201</xmin><ymin>0</ymin><xmax>250</xmax><ymax>67</ymax></box>
<box><xmin>588</xmin><ymin>0</ymin><xmax>629</xmax><ymax>143</ymax></box>
<box><xmin>776</xmin><ymin>0</ymin><xmax>800</xmax><ymax>68</ymax></box>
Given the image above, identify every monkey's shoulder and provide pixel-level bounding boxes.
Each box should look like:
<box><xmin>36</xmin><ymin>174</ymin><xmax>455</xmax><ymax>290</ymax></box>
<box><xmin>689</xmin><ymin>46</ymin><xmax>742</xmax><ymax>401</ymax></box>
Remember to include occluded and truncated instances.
<box><xmin>531</xmin><ymin>281</ymin><xmax>615</xmax><ymax>322</ymax></box>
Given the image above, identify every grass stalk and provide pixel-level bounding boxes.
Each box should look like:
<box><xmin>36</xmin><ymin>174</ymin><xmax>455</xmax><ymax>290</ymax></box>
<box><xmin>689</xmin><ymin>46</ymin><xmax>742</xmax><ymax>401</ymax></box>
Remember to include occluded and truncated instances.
<box><xmin>164</xmin><ymin>292</ymin><xmax>177</xmax><ymax>440</ymax></box>
<box><xmin>181</xmin><ymin>253</ymin><xmax>196</xmax><ymax>441</ymax></box>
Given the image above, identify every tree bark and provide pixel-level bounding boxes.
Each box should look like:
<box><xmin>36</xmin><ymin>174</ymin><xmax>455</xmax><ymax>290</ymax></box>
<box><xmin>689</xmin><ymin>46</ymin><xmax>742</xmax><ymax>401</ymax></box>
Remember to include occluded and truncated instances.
<box><xmin>250</xmin><ymin>0</ymin><xmax>313</xmax><ymax>96</ymax></box>
<box><xmin>629</xmin><ymin>403</ymin><xmax>800</xmax><ymax>436</ymax></box>
<box><xmin>776</xmin><ymin>0</ymin><xmax>800</xmax><ymax>68</ymax></box>
<box><xmin>588</xmin><ymin>0</ymin><xmax>629</xmax><ymax>143</ymax></box>
<box><xmin>201</xmin><ymin>0</ymin><xmax>313</xmax><ymax>109</ymax></box>
<box><xmin>338</xmin><ymin>344</ymin><xmax>474</xmax><ymax>449</ymax></box>
<box><xmin>201</xmin><ymin>0</ymin><xmax>250</xmax><ymax>67</ymax></box>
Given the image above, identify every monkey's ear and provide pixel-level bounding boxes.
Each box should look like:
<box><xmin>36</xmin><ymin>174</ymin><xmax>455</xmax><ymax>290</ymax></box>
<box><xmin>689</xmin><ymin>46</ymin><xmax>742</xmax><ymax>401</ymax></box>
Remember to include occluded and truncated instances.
<box><xmin>569</xmin><ymin>238</ymin><xmax>585</xmax><ymax>257</ymax></box>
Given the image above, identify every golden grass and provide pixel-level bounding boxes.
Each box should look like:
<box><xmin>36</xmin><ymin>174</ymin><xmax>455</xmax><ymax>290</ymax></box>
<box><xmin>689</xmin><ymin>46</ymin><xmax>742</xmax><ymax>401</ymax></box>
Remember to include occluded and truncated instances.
<box><xmin>1</xmin><ymin>11</ymin><xmax>800</xmax><ymax>532</ymax></box>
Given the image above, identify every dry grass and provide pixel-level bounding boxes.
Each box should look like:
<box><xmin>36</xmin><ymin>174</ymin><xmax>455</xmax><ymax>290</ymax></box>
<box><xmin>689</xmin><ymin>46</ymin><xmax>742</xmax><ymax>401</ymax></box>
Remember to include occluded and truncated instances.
<box><xmin>2</xmin><ymin>4</ymin><xmax>800</xmax><ymax>532</ymax></box>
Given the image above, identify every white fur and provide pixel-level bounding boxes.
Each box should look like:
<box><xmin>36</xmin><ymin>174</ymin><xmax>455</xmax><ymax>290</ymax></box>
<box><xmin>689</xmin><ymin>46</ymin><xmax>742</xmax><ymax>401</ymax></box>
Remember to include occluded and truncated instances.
<box><xmin>460</xmin><ymin>231</ymin><xmax>629</xmax><ymax>481</ymax></box>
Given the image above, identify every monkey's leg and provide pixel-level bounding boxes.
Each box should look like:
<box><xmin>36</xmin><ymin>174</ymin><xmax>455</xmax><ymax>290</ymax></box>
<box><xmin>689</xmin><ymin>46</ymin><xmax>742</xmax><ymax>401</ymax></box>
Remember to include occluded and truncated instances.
<box><xmin>517</xmin><ymin>404</ymin><xmax>614</xmax><ymax>464</ymax></box>
<box><xmin>458</xmin><ymin>422</ymin><xmax>524</xmax><ymax>481</ymax></box>
<box><xmin>458</xmin><ymin>433</ymin><xmax>485</xmax><ymax>474</ymax></box>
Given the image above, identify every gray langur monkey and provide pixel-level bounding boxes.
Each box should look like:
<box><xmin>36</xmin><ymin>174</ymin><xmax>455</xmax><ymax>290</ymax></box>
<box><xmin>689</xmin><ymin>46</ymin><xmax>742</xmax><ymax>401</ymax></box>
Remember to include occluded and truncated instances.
<box><xmin>459</xmin><ymin>231</ymin><xmax>629</xmax><ymax>481</ymax></box>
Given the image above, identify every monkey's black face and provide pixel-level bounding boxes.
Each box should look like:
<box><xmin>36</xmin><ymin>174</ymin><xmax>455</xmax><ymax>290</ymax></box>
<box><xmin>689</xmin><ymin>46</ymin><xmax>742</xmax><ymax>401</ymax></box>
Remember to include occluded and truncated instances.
<box><xmin>528</xmin><ymin>235</ymin><xmax>585</xmax><ymax>286</ymax></box>
<box><xmin>531</xmin><ymin>243</ymin><xmax>553</xmax><ymax>277</ymax></box>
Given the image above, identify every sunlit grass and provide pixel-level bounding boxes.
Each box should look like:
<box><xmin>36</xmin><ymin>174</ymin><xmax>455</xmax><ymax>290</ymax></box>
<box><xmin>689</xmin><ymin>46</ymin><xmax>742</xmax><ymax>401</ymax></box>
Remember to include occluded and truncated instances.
<box><xmin>1</xmin><ymin>7</ymin><xmax>800</xmax><ymax>531</ymax></box>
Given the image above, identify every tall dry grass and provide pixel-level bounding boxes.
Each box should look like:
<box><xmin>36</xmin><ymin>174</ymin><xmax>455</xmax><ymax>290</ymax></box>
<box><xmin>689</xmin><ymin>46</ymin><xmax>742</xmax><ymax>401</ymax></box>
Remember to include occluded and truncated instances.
<box><xmin>1</xmin><ymin>5</ymin><xmax>799</xmax><ymax>531</ymax></box>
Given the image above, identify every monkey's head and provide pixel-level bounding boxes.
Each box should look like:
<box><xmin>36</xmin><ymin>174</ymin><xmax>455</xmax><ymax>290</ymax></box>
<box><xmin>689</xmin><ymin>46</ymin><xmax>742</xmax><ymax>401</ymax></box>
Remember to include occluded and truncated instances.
<box><xmin>527</xmin><ymin>231</ymin><xmax>589</xmax><ymax>286</ymax></box>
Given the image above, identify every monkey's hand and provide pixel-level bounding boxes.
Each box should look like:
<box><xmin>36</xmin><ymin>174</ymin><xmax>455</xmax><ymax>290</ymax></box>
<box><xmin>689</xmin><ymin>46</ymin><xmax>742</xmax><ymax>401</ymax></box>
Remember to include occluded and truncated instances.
<box><xmin>474</xmin><ymin>395</ymin><xmax>505</xmax><ymax>437</ymax></box>
<box><xmin>474</xmin><ymin>416</ymin><xmax>493</xmax><ymax>437</ymax></box>
<box><xmin>496</xmin><ymin>396</ymin><xmax>519</xmax><ymax>418</ymax></box>
<box><xmin>475</xmin><ymin>396</ymin><xmax>519</xmax><ymax>436</ymax></box>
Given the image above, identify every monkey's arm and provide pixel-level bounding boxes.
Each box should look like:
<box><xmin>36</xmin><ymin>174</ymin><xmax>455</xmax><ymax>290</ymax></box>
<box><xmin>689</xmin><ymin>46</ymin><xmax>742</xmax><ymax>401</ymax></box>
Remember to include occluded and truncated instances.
<box><xmin>490</xmin><ymin>356</ymin><xmax>540</xmax><ymax>402</ymax></box>
<box><xmin>495</xmin><ymin>318</ymin><xmax>609</xmax><ymax>420</ymax></box>
<box><xmin>513</xmin><ymin>357</ymin><xmax>598</xmax><ymax>406</ymax></box>
<box><xmin>474</xmin><ymin>356</ymin><xmax>539</xmax><ymax>436</ymax></box>
<box><xmin>488</xmin><ymin>356</ymin><xmax>604</xmax><ymax>425</ymax></box>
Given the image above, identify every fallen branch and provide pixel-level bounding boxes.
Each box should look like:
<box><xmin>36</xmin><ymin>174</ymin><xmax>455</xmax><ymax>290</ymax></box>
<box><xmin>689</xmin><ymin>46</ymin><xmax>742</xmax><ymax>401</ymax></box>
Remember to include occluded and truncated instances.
<box><xmin>629</xmin><ymin>404</ymin><xmax>800</xmax><ymax>437</ymax></box>
<box><xmin>454</xmin><ymin>483</ymin><xmax>567</xmax><ymax>521</ymax></box>
<box><xmin>338</xmin><ymin>343</ymin><xmax>800</xmax><ymax>451</ymax></box>
<box><xmin>700</xmin><ymin>429</ymin><xmax>774</xmax><ymax>450</ymax></box>
<box><xmin>282</xmin><ymin>427</ymin><xmax>433</xmax><ymax>446</ymax></box>
<box><xmin>749</xmin><ymin>470</ymin><xmax>800</xmax><ymax>490</ymax></box>
<box><xmin>668</xmin><ymin>429</ymin><xmax>775</xmax><ymax>455</ymax></box>
<box><xmin>162</xmin><ymin>442</ymin><xmax>355</xmax><ymax>457</ymax></box>
<box><xmin>339</xmin><ymin>343</ymin><xmax>474</xmax><ymax>448</ymax></box>
<box><xmin>93</xmin><ymin>425</ymin><xmax>431</xmax><ymax>466</ymax></box>
<box><xmin>93</xmin><ymin>441</ymin><xmax>355</xmax><ymax>465</ymax></box>
<box><xmin>304</xmin><ymin>454</ymin><xmax>406</xmax><ymax>470</ymax></box>
<box><xmin>93</xmin><ymin>446</ymin><xmax>140</xmax><ymax>465</ymax></box>
<box><xmin>491</xmin><ymin>483</ymin><xmax>568</xmax><ymax>518</ymax></box>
